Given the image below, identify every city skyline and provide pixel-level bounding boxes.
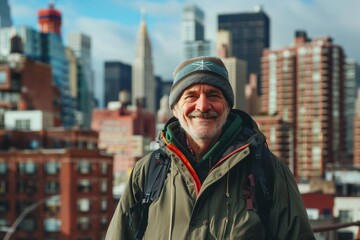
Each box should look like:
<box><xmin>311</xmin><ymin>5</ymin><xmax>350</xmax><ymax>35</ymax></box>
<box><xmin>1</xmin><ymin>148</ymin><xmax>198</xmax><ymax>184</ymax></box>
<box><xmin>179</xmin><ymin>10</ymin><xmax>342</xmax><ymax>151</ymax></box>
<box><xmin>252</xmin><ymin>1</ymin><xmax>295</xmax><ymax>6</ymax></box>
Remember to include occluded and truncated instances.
<box><xmin>8</xmin><ymin>0</ymin><xmax>360</xmax><ymax>107</ymax></box>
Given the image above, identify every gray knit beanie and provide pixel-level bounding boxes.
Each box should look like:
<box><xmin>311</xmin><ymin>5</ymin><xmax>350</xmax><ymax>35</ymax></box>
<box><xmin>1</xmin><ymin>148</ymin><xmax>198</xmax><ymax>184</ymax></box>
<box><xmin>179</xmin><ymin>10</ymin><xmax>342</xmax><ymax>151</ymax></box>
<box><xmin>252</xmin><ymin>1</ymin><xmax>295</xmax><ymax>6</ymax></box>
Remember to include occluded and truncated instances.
<box><xmin>169</xmin><ymin>56</ymin><xmax>234</xmax><ymax>109</ymax></box>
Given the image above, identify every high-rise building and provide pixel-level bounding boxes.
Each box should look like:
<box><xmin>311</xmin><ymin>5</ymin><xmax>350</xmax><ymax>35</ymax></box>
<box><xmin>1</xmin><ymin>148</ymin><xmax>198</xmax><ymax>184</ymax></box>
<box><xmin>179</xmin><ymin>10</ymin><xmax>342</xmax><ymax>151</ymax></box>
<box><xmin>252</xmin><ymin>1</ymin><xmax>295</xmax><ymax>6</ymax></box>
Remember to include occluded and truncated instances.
<box><xmin>345</xmin><ymin>60</ymin><xmax>360</xmax><ymax>162</ymax></box>
<box><xmin>217</xmin><ymin>29</ymin><xmax>247</xmax><ymax>110</ymax></box>
<box><xmin>218</xmin><ymin>5</ymin><xmax>270</xmax><ymax>94</ymax></box>
<box><xmin>261</xmin><ymin>31</ymin><xmax>346</xmax><ymax>178</ymax></box>
<box><xmin>182</xmin><ymin>5</ymin><xmax>211</xmax><ymax>59</ymax></box>
<box><xmin>68</xmin><ymin>32</ymin><xmax>94</xmax><ymax>128</ymax></box>
<box><xmin>38</xmin><ymin>3</ymin><xmax>75</xmax><ymax>127</ymax></box>
<box><xmin>354</xmin><ymin>89</ymin><xmax>360</xmax><ymax>166</ymax></box>
<box><xmin>104</xmin><ymin>61</ymin><xmax>132</xmax><ymax>107</ymax></box>
<box><xmin>0</xmin><ymin>0</ymin><xmax>12</xmax><ymax>28</ymax></box>
<box><xmin>132</xmin><ymin>13</ymin><xmax>157</xmax><ymax>113</ymax></box>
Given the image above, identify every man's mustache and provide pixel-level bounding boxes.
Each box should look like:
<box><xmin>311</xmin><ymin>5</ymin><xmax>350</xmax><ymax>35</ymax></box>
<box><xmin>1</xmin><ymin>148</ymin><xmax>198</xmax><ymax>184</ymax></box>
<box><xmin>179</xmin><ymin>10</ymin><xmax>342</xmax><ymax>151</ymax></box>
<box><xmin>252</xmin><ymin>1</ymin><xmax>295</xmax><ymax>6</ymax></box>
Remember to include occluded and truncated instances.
<box><xmin>188</xmin><ymin>110</ymin><xmax>219</xmax><ymax>118</ymax></box>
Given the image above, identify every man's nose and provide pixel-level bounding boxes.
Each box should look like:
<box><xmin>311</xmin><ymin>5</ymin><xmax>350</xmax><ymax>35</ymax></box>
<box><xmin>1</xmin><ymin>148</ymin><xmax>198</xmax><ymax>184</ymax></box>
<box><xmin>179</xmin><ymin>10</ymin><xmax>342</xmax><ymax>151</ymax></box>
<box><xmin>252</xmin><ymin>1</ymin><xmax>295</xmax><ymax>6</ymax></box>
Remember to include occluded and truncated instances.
<box><xmin>195</xmin><ymin>94</ymin><xmax>211</xmax><ymax>112</ymax></box>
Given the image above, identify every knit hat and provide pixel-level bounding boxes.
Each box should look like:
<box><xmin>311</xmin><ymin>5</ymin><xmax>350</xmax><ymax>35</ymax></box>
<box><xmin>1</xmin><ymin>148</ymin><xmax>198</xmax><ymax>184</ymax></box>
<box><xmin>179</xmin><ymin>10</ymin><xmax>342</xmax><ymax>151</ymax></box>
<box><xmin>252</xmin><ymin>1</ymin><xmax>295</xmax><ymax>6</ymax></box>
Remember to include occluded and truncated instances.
<box><xmin>169</xmin><ymin>56</ymin><xmax>234</xmax><ymax>109</ymax></box>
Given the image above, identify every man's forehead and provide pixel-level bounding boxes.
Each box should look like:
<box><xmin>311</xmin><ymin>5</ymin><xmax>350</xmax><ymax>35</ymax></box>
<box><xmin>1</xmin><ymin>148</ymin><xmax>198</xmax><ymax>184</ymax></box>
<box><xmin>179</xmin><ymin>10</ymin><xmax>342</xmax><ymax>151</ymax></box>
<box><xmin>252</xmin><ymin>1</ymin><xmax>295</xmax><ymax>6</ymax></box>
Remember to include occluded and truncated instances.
<box><xmin>182</xmin><ymin>84</ymin><xmax>222</xmax><ymax>94</ymax></box>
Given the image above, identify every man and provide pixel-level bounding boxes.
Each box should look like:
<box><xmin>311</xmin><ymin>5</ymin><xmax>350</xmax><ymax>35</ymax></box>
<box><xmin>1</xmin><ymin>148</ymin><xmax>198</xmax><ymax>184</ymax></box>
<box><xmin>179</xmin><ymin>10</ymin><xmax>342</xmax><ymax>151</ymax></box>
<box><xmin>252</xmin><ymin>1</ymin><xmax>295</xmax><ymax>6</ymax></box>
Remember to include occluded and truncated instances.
<box><xmin>106</xmin><ymin>56</ymin><xmax>315</xmax><ymax>239</ymax></box>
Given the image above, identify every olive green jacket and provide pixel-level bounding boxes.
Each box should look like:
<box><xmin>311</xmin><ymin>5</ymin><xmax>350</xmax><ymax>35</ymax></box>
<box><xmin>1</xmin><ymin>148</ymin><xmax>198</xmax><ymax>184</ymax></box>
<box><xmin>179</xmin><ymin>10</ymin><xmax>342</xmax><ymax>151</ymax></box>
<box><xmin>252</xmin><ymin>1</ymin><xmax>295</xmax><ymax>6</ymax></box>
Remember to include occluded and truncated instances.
<box><xmin>105</xmin><ymin>110</ymin><xmax>315</xmax><ymax>240</ymax></box>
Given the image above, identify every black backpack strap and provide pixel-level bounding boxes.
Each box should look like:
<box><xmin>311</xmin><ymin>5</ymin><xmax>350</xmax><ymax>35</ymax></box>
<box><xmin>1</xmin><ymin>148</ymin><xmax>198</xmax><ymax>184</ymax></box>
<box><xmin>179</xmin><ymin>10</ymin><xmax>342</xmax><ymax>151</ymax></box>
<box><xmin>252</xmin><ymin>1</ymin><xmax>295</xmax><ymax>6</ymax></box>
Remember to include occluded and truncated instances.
<box><xmin>130</xmin><ymin>149</ymin><xmax>170</xmax><ymax>240</ymax></box>
<box><xmin>243</xmin><ymin>133</ymin><xmax>274</xmax><ymax>235</ymax></box>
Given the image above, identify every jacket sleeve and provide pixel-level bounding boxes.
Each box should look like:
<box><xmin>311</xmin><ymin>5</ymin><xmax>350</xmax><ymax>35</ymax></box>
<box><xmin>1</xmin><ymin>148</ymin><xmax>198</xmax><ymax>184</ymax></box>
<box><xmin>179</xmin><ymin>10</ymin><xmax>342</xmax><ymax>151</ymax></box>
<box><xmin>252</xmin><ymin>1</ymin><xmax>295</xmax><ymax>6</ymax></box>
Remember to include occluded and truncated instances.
<box><xmin>267</xmin><ymin>156</ymin><xmax>315</xmax><ymax>240</ymax></box>
<box><xmin>105</xmin><ymin>158</ymin><xmax>147</xmax><ymax>240</ymax></box>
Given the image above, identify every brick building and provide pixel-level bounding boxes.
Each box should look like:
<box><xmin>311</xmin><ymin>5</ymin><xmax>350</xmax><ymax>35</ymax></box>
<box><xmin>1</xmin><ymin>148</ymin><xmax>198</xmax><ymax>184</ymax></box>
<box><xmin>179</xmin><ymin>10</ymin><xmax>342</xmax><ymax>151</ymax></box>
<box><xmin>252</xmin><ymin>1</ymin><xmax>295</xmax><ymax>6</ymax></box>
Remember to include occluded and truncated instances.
<box><xmin>92</xmin><ymin>104</ymin><xmax>156</xmax><ymax>186</ymax></box>
<box><xmin>0</xmin><ymin>54</ymin><xmax>61</xmax><ymax>127</ymax></box>
<box><xmin>261</xmin><ymin>31</ymin><xmax>346</xmax><ymax>178</ymax></box>
<box><xmin>0</xmin><ymin>129</ymin><xmax>114</xmax><ymax>240</ymax></box>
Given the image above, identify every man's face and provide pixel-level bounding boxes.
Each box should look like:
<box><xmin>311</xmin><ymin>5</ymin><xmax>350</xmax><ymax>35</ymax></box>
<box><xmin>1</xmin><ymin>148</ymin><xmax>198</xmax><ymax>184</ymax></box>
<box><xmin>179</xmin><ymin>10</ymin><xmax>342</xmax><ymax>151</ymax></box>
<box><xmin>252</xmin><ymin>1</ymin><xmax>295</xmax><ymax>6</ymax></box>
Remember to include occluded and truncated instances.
<box><xmin>172</xmin><ymin>84</ymin><xmax>230</xmax><ymax>142</ymax></box>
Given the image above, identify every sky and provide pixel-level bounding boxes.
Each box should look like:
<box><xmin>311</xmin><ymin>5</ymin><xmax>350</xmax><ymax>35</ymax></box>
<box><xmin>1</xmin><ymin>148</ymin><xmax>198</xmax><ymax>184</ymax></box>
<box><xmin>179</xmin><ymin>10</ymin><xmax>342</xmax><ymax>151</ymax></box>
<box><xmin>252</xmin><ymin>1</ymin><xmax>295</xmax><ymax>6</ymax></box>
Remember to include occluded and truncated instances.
<box><xmin>8</xmin><ymin>0</ymin><xmax>360</xmax><ymax>107</ymax></box>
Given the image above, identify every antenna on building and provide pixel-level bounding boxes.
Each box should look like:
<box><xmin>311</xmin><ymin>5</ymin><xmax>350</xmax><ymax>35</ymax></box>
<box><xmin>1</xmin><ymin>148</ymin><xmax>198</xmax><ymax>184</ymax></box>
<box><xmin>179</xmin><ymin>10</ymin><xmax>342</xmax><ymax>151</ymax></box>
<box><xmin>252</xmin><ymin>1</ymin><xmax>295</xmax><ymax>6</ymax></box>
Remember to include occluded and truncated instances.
<box><xmin>49</xmin><ymin>0</ymin><xmax>56</xmax><ymax>8</ymax></box>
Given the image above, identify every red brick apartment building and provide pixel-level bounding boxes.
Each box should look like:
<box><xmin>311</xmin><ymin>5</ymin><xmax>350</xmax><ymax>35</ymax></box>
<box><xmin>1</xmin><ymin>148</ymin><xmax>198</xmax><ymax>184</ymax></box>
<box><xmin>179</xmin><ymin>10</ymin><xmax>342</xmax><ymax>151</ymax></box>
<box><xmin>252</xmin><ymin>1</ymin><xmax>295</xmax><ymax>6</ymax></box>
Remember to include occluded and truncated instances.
<box><xmin>261</xmin><ymin>31</ymin><xmax>346</xmax><ymax>178</ymax></box>
<box><xmin>0</xmin><ymin>129</ymin><xmax>114</xmax><ymax>240</ymax></box>
<box><xmin>0</xmin><ymin>57</ymin><xmax>61</xmax><ymax>127</ymax></box>
<box><xmin>92</xmin><ymin>105</ymin><xmax>156</xmax><ymax>180</ymax></box>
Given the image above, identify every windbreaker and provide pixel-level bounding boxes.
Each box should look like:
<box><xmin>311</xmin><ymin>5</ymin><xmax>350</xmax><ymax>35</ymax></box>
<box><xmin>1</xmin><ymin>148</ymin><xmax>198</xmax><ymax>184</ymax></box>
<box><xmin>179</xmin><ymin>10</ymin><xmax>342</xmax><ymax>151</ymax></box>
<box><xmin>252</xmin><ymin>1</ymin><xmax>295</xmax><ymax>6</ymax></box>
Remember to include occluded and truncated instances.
<box><xmin>105</xmin><ymin>109</ymin><xmax>315</xmax><ymax>240</ymax></box>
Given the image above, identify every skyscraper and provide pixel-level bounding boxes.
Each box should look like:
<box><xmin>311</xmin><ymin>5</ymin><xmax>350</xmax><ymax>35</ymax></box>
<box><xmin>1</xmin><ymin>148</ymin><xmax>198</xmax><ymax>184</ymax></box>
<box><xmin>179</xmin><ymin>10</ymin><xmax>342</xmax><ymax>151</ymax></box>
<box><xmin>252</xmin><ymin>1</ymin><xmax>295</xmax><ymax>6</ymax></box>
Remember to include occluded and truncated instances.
<box><xmin>104</xmin><ymin>61</ymin><xmax>132</xmax><ymax>107</ymax></box>
<box><xmin>218</xmin><ymin>5</ymin><xmax>270</xmax><ymax>94</ymax></box>
<box><xmin>68</xmin><ymin>32</ymin><xmax>94</xmax><ymax>128</ymax></box>
<box><xmin>182</xmin><ymin>5</ymin><xmax>211</xmax><ymax>59</ymax></box>
<box><xmin>132</xmin><ymin>12</ymin><xmax>157</xmax><ymax>113</ymax></box>
<box><xmin>38</xmin><ymin>3</ymin><xmax>75</xmax><ymax>127</ymax></box>
<box><xmin>345</xmin><ymin>60</ymin><xmax>360</xmax><ymax>162</ymax></box>
<box><xmin>261</xmin><ymin>31</ymin><xmax>346</xmax><ymax>178</ymax></box>
<box><xmin>217</xmin><ymin>29</ymin><xmax>247</xmax><ymax>111</ymax></box>
<box><xmin>0</xmin><ymin>0</ymin><xmax>12</xmax><ymax>28</ymax></box>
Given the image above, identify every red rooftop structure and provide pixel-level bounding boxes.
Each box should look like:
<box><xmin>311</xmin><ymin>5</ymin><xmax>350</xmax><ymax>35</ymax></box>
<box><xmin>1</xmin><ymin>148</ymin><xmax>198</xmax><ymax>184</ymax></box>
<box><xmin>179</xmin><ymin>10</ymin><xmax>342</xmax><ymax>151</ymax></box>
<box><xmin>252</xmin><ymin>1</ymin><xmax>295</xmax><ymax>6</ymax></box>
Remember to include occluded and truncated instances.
<box><xmin>38</xmin><ymin>1</ymin><xmax>62</xmax><ymax>35</ymax></box>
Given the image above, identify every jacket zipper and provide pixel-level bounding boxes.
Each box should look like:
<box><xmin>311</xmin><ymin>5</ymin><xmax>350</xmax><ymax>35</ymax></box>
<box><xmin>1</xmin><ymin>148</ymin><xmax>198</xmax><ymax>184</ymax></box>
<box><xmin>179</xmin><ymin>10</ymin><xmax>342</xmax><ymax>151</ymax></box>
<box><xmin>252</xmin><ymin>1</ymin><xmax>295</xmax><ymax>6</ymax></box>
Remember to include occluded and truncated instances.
<box><xmin>165</xmin><ymin>142</ymin><xmax>202</xmax><ymax>196</ymax></box>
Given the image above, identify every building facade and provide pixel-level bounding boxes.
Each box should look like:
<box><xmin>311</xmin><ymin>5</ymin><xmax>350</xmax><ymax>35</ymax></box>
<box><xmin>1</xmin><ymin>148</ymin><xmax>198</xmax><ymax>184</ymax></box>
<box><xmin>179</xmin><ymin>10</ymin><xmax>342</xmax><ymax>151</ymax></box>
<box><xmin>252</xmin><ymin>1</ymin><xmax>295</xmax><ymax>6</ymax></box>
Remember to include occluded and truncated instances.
<box><xmin>91</xmin><ymin>103</ymin><xmax>156</xmax><ymax>187</ymax></box>
<box><xmin>182</xmin><ymin>5</ymin><xmax>211</xmax><ymax>59</ymax></box>
<box><xmin>38</xmin><ymin>3</ymin><xmax>75</xmax><ymax>127</ymax></box>
<box><xmin>68</xmin><ymin>32</ymin><xmax>94</xmax><ymax>128</ymax></box>
<box><xmin>104</xmin><ymin>61</ymin><xmax>132</xmax><ymax>107</ymax></box>
<box><xmin>0</xmin><ymin>0</ymin><xmax>12</xmax><ymax>28</ymax></box>
<box><xmin>0</xmin><ymin>129</ymin><xmax>114</xmax><ymax>240</ymax></box>
<box><xmin>218</xmin><ymin>5</ymin><xmax>270</xmax><ymax>94</ymax></box>
<box><xmin>261</xmin><ymin>31</ymin><xmax>346</xmax><ymax>178</ymax></box>
<box><xmin>217</xmin><ymin>29</ymin><xmax>247</xmax><ymax>111</ymax></box>
<box><xmin>132</xmin><ymin>15</ymin><xmax>157</xmax><ymax>113</ymax></box>
<box><xmin>0</xmin><ymin>55</ymin><xmax>61</xmax><ymax>127</ymax></box>
<box><xmin>345</xmin><ymin>60</ymin><xmax>360</xmax><ymax>163</ymax></box>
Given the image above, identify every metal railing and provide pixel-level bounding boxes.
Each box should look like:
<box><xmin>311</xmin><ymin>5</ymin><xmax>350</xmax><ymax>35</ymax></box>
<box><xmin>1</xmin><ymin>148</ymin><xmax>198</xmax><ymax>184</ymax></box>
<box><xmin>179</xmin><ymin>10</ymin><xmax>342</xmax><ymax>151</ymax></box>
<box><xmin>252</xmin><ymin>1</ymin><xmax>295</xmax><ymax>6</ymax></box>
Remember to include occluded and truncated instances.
<box><xmin>312</xmin><ymin>221</ymin><xmax>360</xmax><ymax>240</ymax></box>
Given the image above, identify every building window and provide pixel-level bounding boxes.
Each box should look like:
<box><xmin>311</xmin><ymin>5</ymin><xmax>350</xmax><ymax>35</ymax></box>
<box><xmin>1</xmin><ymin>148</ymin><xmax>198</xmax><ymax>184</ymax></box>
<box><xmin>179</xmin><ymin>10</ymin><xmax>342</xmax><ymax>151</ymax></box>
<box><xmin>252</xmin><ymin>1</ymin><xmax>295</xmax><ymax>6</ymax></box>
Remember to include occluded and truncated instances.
<box><xmin>44</xmin><ymin>218</ymin><xmax>61</xmax><ymax>232</ymax></box>
<box><xmin>100</xmin><ymin>163</ymin><xmax>108</xmax><ymax>175</ymax></box>
<box><xmin>100</xmin><ymin>180</ymin><xmax>108</xmax><ymax>193</ymax></box>
<box><xmin>0</xmin><ymin>218</ymin><xmax>9</xmax><ymax>229</ymax></box>
<box><xmin>45</xmin><ymin>196</ymin><xmax>60</xmax><ymax>214</ymax></box>
<box><xmin>339</xmin><ymin>210</ymin><xmax>353</xmax><ymax>223</ymax></box>
<box><xmin>45</xmin><ymin>162</ymin><xmax>60</xmax><ymax>175</ymax></box>
<box><xmin>16</xmin><ymin>201</ymin><xmax>34</xmax><ymax>215</ymax></box>
<box><xmin>18</xmin><ymin>217</ymin><xmax>36</xmax><ymax>231</ymax></box>
<box><xmin>18</xmin><ymin>161</ymin><xmax>37</xmax><ymax>175</ymax></box>
<box><xmin>45</xmin><ymin>181</ymin><xmax>60</xmax><ymax>194</ymax></box>
<box><xmin>77</xmin><ymin>161</ymin><xmax>91</xmax><ymax>174</ymax></box>
<box><xmin>100</xmin><ymin>216</ymin><xmax>108</xmax><ymax>228</ymax></box>
<box><xmin>77</xmin><ymin>216</ymin><xmax>91</xmax><ymax>230</ymax></box>
<box><xmin>78</xmin><ymin>179</ymin><xmax>91</xmax><ymax>193</ymax></box>
<box><xmin>15</xmin><ymin>119</ymin><xmax>31</xmax><ymax>130</ymax></box>
<box><xmin>0</xmin><ymin>201</ymin><xmax>8</xmax><ymax>213</ymax></box>
<box><xmin>17</xmin><ymin>180</ymin><xmax>37</xmax><ymax>195</ymax></box>
<box><xmin>77</xmin><ymin>198</ymin><xmax>90</xmax><ymax>212</ymax></box>
<box><xmin>100</xmin><ymin>199</ymin><xmax>107</xmax><ymax>211</ymax></box>
<box><xmin>0</xmin><ymin>180</ymin><xmax>7</xmax><ymax>194</ymax></box>
<box><xmin>0</xmin><ymin>162</ymin><xmax>8</xmax><ymax>175</ymax></box>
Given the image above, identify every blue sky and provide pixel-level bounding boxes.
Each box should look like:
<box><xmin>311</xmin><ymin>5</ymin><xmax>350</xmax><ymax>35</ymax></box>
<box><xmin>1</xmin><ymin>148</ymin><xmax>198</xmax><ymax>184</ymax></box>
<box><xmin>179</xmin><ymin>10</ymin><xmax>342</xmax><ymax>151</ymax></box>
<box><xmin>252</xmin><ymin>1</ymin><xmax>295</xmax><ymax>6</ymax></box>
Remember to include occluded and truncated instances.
<box><xmin>8</xmin><ymin>0</ymin><xmax>360</xmax><ymax>106</ymax></box>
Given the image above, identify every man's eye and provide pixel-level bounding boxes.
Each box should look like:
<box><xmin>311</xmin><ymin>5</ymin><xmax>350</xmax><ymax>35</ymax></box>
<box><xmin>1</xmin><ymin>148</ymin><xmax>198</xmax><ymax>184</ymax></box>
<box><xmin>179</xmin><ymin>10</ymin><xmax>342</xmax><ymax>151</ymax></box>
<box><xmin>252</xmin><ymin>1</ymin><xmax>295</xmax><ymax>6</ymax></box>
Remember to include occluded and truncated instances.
<box><xmin>208</xmin><ymin>94</ymin><xmax>221</xmax><ymax>99</ymax></box>
<box><xmin>184</xmin><ymin>95</ymin><xmax>196</xmax><ymax>100</ymax></box>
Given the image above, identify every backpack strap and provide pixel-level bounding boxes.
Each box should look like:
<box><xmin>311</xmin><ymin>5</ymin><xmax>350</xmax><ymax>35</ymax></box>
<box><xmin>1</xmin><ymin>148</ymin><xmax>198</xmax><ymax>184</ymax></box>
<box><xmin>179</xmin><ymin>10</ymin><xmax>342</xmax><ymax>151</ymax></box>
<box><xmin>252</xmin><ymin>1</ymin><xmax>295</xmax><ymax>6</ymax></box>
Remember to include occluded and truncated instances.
<box><xmin>130</xmin><ymin>149</ymin><xmax>170</xmax><ymax>240</ymax></box>
<box><xmin>242</xmin><ymin>133</ymin><xmax>274</xmax><ymax>236</ymax></box>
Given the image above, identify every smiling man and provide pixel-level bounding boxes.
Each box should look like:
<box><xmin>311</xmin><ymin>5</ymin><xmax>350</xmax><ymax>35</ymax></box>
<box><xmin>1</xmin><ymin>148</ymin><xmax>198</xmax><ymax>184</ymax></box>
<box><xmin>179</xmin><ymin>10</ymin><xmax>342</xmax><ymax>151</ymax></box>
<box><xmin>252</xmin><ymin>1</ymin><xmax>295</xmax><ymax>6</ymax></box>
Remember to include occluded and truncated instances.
<box><xmin>105</xmin><ymin>56</ymin><xmax>315</xmax><ymax>240</ymax></box>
